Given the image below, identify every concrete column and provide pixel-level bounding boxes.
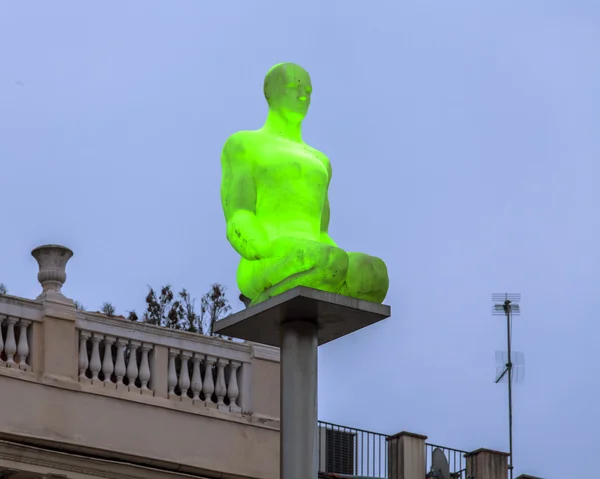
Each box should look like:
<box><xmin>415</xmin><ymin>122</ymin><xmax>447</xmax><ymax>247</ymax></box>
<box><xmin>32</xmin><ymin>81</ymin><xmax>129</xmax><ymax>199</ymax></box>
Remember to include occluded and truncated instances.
<box><xmin>213</xmin><ymin>288</ymin><xmax>391</xmax><ymax>479</ymax></box>
<box><xmin>31</xmin><ymin>244</ymin><xmax>78</xmax><ymax>381</ymax></box>
<box><xmin>150</xmin><ymin>344</ymin><xmax>169</xmax><ymax>397</ymax></box>
<box><xmin>39</xmin><ymin>300</ymin><xmax>78</xmax><ymax>380</ymax></box>
<box><xmin>387</xmin><ymin>431</ymin><xmax>427</xmax><ymax>479</ymax></box>
<box><xmin>29</xmin><ymin>320</ymin><xmax>44</xmax><ymax>375</ymax></box>
<box><xmin>238</xmin><ymin>361</ymin><xmax>252</xmax><ymax>414</ymax></box>
<box><xmin>247</xmin><ymin>344</ymin><xmax>280</xmax><ymax>418</ymax></box>
<box><xmin>466</xmin><ymin>448</ymin><xmax>509</xmax><ymax>479</ymax></box>
<box><xmin>280</xmin><ymin>319</ymin><xmax>318</xmax><ymax>479</ymax></box>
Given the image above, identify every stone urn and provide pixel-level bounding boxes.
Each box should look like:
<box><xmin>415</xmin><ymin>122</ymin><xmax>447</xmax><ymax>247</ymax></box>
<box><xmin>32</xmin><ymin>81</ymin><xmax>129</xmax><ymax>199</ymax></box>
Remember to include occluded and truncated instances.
<box><xmin>31</xmin><ymin>244</ymin><xmax>74</xmax><ymax>301</ymax></box>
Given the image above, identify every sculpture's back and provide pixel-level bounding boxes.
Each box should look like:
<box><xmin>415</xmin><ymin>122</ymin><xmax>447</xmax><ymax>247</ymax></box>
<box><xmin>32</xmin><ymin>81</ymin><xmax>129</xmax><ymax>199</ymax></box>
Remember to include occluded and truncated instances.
<box><xmin>220</xmin><ymin>63</ymin><xmax>389</xmax><ymax>306</ymax></box>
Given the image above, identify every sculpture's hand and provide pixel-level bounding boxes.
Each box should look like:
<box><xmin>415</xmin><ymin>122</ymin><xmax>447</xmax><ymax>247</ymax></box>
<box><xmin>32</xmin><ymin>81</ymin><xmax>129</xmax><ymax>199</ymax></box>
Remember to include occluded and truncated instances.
<box><xmin>268</xmin><ymin>236</ymin><xmax>302</xmax><ymax>258</ymax></box>
<box><xmin>226</xmin><ymin>210</ymin><xmax>272</xmax><ymax>261</ymax></box>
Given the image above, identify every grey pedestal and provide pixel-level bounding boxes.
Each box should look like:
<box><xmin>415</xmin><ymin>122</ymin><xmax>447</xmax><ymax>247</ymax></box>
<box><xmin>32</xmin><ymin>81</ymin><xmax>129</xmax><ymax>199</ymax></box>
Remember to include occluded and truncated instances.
<box><xmin>214</xmin><ymin>286</ymin><xmax>391</xmax><ymax>479</ymax></box>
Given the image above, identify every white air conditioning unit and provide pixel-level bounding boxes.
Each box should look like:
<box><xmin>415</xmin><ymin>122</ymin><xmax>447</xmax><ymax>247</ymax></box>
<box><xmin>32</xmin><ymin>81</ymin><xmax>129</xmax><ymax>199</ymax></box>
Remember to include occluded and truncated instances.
<box><xmin>318</xmin><ymin>426</ymin><xmax>357</xmax><ymax>475</ymax></box>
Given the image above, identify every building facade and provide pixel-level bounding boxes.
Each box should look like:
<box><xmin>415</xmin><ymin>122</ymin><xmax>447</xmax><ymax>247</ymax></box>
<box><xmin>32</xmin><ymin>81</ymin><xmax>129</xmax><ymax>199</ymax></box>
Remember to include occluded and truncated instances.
<box><xmin>0</xmin><ymin>245</ymin><xmax>539</xmax><ymax>479</ymax></box>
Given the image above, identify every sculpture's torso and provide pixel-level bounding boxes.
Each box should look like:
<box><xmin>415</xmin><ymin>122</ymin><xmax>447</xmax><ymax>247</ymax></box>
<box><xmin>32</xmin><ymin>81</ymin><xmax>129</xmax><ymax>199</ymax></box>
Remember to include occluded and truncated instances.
<box><xmin>242</xmin><ymin>129</ymin><xmax>330</xmax><ymax>243</ymax></box>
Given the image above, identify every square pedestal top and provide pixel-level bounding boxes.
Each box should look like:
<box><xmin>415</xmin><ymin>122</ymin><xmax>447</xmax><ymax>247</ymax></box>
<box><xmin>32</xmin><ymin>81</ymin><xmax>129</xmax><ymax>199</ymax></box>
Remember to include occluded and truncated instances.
<box><xmin>213</xmin><ymin>286</ymin><xmax>391</xmax><ymax>347</ymax></box>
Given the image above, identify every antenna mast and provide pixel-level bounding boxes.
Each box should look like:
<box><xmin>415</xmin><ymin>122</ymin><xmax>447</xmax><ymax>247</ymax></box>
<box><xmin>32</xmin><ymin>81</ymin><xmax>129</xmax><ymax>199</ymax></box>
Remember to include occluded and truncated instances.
<box><xmin>492</xmin><ymin>293</ymin><xmax>522</xmax><ymax>479</ymax></box>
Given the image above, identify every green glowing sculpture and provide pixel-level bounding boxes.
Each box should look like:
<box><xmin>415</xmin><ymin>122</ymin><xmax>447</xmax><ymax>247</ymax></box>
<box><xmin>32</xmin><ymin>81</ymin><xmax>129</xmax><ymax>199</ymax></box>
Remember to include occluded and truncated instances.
<box><xmin>220</xmin><ymin>63</ymin><xmax>389</xmax><ymax>306</ymax></box>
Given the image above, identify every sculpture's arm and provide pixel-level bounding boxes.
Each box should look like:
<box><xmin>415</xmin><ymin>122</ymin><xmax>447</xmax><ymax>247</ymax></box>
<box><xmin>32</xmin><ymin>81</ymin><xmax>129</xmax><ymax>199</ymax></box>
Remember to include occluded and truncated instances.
<box><xmin>319</xmin><ymin>157</ymin><xmax>338</xmax><ymax>247</ymax></box>
<box><xmin>221</xmin><ymin>134</ymin><xmax>271</xmax><ymax>260</ymax></box>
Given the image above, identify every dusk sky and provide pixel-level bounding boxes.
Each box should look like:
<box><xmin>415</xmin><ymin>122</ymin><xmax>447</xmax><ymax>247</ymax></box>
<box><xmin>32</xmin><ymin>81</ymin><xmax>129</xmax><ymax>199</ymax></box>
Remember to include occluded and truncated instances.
<box><xmin>2</xmin><ymin>1</ymin><xmax>599</xmax><ymax>477</ymax></box>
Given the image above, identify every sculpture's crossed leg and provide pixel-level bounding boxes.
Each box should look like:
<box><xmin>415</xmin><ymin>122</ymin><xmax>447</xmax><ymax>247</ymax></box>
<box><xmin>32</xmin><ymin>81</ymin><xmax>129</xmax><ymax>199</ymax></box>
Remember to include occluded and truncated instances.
<box><xmin>238</xmin><ymin>238</ymin><xmax>389</xmax><ymax>306</ymax></box>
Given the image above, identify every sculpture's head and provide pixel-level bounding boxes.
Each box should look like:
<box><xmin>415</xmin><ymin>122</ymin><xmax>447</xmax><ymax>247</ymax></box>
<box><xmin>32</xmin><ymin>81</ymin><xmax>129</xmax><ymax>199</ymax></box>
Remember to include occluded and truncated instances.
<box><xmin>264</xmin><ymin>63</ymin><xmax>312</xmax><ymax>124</ymax></box>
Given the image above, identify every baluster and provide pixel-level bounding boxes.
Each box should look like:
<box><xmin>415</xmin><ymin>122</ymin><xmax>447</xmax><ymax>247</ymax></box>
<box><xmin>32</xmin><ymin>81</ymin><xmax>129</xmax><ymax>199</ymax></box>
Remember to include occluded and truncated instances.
<box><xmin>215</xmin><ymin>357</ymin><xmax>227</xmax><ymax>407</ymax></box>
<box><xmin>102</xmin><ymin>335</ymin><xmax>116</xmax><ymax>383</ymax></box>
<box><xmin>0</xmin><ymin>315</ymin><xmax>5</xmax><ymax>366</ymax></box>
<box><xmin>190</xmin><ymin>353</ymin><xmax>202</xmax><ymax>400</ymax></box>
<box><xmin>227</xmin><ymin>360</ymin><xmax>241</xmax><ymax>411</ymax></box>
<box><xmin>4</xmin><ymin>317</ymin><xmax>18</xmax><ymax>367</ymax></box>
<box><xmin>16</xmin><ymin>319</ymin><xmax>31</xmax><ymax>370</ymax></box>
<box><xmin>126</xmin><ymin>340</ymin><xmax>140</xmax><ymax>388</ymax></box>
<box><xmin>168</xmin><ymin>348</ymin><xmax>179</xmax><ymax>396</ymax></box>
<box><xmin>114</xmin><ymin>338</ymin><xmax>127</xmax><ymax>385</ymax></box>
<box><xmin>89</xmin><ymin>333</ymin><xmax>102</xmax><ymax>381</ymax></box>
<box><xmin>78</xmin><ymin>330</ymin><xmax>90</xmax><ymax>380</ymax></box>
<box><xmin>139</xmin><ymin>343</ymin><xmax>152</xmax><ymax>391</ymax></box>
<box><xmin>202</xmin><ymin>355</ymin><xmax>216</xmax><ymax>404</ymax></box>
<box><xmin>178</xmin><ymin>351</ymin><xmax>191</xmax><ymax>398</ymax></box>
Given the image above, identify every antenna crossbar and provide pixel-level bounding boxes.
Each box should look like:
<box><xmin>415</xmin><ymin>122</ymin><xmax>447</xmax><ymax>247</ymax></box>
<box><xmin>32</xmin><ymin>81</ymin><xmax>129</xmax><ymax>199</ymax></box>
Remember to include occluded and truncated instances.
<box><xmin>492</xmin><ymin>293</ymin><xmax>521</xmax><ymax>303</ymax></box>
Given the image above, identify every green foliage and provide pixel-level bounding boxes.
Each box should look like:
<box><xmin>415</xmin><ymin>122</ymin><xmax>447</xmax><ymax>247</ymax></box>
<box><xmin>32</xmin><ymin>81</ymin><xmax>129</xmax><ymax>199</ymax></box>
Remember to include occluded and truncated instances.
<box><xmin>140</xmin><ymin>284</ymin><xmax>230</xmax><ymax>336</ymax></box>
<box><xmin>0</xmin><ymin>283</ymin><xmax>7</xmax><ymax>295</ymax></box>
<box><xmin>179</xmin><ymin>288</ymin><xmax>199</xmax><ymax>333</ymax></box>
<box><xmin>100</xmin><ymin>302</ymin><xmax>116</xmax><ymax>317</ymax></box>
<box><xmin>74</xmin><ymin>300</ymin><xmax>86</xmax><ymax>311</ymax></box>
<box><xmin>200</xmin><ymin>284</ymin><xmax>232</xmax><ymax>337</ymax></box>
<box><xmin>79</xmin><ymin>285</ymin><xmax>232</xmax><ymax>337</ymax></box>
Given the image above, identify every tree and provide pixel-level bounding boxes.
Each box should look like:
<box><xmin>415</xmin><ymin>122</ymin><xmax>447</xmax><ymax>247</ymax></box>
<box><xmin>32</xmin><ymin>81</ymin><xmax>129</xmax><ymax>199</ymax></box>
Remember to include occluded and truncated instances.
<box><xmin>0</xmin><ymin>283</ymin><xmax>7</xmax><ymax>295</ymax></box>
<box><xmin>74</xmin><ymin>301</ymin><xmax>86</xmax><ymax>311</ymax></box>
<box><xmin>143</xmin><ymin>285</ymin><xmax>175</xmax><ymax>326</ymax></box>
<box><xmin>141</xmin><ymin>285</ymin><xmax>190</xmax><ymax>330</ymax></box>
<box><xmin>100</xmin><ymin>302</ymin><xmax>116</xmax><ymax>317</ymax></box>
<box><xmin>179</xmin><ymin>288</ymin><xmax>199</xmax><ymax>333</ymax></box>
<box><xmin>200</xmin><ymin>283</ymin><xmax>231</xmax><ymax>337</ymax></box>
<box><xmin>78</xmin><ymin>284</ymin><xmax>232</xmax><ymax>337</ymax></box>
<box><xmin>139</xmin><ymin>284</ymin><xmax>230</xmax><ymax>336</ymax></box>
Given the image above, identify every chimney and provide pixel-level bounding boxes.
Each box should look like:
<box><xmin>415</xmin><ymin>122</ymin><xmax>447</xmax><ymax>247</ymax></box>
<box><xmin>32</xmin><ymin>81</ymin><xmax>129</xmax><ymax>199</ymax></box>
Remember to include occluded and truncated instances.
<box><xmin>387</xmin><ymin>431</ymin><xmax>427</xmax><ymax>479</ymax></box>
<box><xmin>465</xmin><ymin>448</ymin><xmax>509</xmax><ymax>479</ymax></box>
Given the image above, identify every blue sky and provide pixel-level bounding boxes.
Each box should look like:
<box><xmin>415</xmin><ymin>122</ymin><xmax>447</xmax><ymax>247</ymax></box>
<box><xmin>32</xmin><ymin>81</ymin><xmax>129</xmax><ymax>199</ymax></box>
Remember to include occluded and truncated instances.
<box><xmin>1</xmin><ymin>1</ymin><xmax>599</xmax><ymax>477</ymax></box>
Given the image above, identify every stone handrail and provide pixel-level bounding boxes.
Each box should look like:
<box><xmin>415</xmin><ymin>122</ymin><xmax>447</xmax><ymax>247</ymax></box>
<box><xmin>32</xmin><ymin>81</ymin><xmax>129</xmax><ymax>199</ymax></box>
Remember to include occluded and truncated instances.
<box><xmin>0</xmin><ymin>295</ymin><xmax>43</xmax><ymax>321</ymax></box>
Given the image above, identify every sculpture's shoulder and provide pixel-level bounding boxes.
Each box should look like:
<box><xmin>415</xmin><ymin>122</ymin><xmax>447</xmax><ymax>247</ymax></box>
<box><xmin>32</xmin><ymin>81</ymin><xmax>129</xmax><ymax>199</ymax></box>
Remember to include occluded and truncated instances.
<box><xmin>304</xmin><ymin>142</ymin><xmax>332</xmax><ymax>176</ymax></box>
<box><xmin>222</xmin><ymin>130</ymin><xmax>263</xmax><ymax>156</ymax></box>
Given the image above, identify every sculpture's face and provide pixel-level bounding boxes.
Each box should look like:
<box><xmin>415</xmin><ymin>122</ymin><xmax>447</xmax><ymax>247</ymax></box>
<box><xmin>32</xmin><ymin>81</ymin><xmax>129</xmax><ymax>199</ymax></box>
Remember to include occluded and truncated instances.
<box><xmin>265</xmin><ymin>63</ymin><xmax>312</xmax><ymax>123</ymax></box>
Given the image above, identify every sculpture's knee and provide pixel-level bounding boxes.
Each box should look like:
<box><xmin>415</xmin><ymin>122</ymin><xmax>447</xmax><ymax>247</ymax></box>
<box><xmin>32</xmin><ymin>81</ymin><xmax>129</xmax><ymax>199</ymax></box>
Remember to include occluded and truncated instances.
<box><xmin>370</xmin><ymin>257</ymin><xmax>389</xmax><ymax>294</ymax></box>
<box><xmin>345</xmin><ymin>254</ymin><xmax>389</xmax><ymax>303</ymax></box>
<box><xmin>316</xmin><ymin>246</ymin><xmax>349</xmax><ymax>288</ymax></box>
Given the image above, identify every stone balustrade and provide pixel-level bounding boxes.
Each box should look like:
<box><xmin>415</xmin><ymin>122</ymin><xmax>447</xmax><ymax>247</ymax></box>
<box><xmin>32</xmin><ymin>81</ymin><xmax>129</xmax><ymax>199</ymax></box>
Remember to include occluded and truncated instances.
<box><xmin>77</xmin><ymin>329</ymin><xmax>154</xmax><ymax>391</ymax></box>
<box><xmin>76</xmin><ymin>311</ymin><xmax>252</xmax><ymax>412</ymax></box>
<box><xmin>0</xmin><ymin>296</ymin><xmax>42</xmax><ymax>373</ymax></box>
<box><xmin>0</xmin><ymin>292</ymin><xmax>261</xmax><ymax>416</ymax></box>
<box><xmin>0</xmin><ymin>315</ymin><xmax>33</xmax><ymax>370</ymax></box>
<box><xmin>0</xmin><ymin>245</ymin><xmax>281</xmax><ymax>479</ymax></box>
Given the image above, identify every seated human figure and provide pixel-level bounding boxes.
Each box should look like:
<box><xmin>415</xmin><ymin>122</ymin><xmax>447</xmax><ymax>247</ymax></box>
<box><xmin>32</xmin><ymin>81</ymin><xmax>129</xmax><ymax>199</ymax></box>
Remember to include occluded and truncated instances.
<box><xmin>220</xmin><ymin>62</ymin><xmax>389</xmax><ymax>306</ymax></box>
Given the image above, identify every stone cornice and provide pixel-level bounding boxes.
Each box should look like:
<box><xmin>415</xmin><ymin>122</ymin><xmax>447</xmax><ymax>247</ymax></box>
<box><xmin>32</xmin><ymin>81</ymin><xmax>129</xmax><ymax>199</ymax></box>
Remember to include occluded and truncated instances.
<box><xmin>0</xmin><ymin>439</ymin><xmax>215</xmax><ymax>479</ymax></box>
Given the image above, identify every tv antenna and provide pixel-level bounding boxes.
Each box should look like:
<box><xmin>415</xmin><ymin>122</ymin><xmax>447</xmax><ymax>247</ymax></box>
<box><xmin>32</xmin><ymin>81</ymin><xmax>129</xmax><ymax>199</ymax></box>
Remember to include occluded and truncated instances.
<box><xmin>492</xmin><ymin>293</ymin><xmax>523</xmax><ymax>479</ymax></box>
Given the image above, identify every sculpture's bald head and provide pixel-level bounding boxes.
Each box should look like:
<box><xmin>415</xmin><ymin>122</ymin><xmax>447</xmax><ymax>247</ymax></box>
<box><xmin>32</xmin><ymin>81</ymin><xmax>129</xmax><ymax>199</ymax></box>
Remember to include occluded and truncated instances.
<box><xmin>264</xmin><ymin>63</ymin><xmax>312</xmax><ymax>123</ymax></box>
